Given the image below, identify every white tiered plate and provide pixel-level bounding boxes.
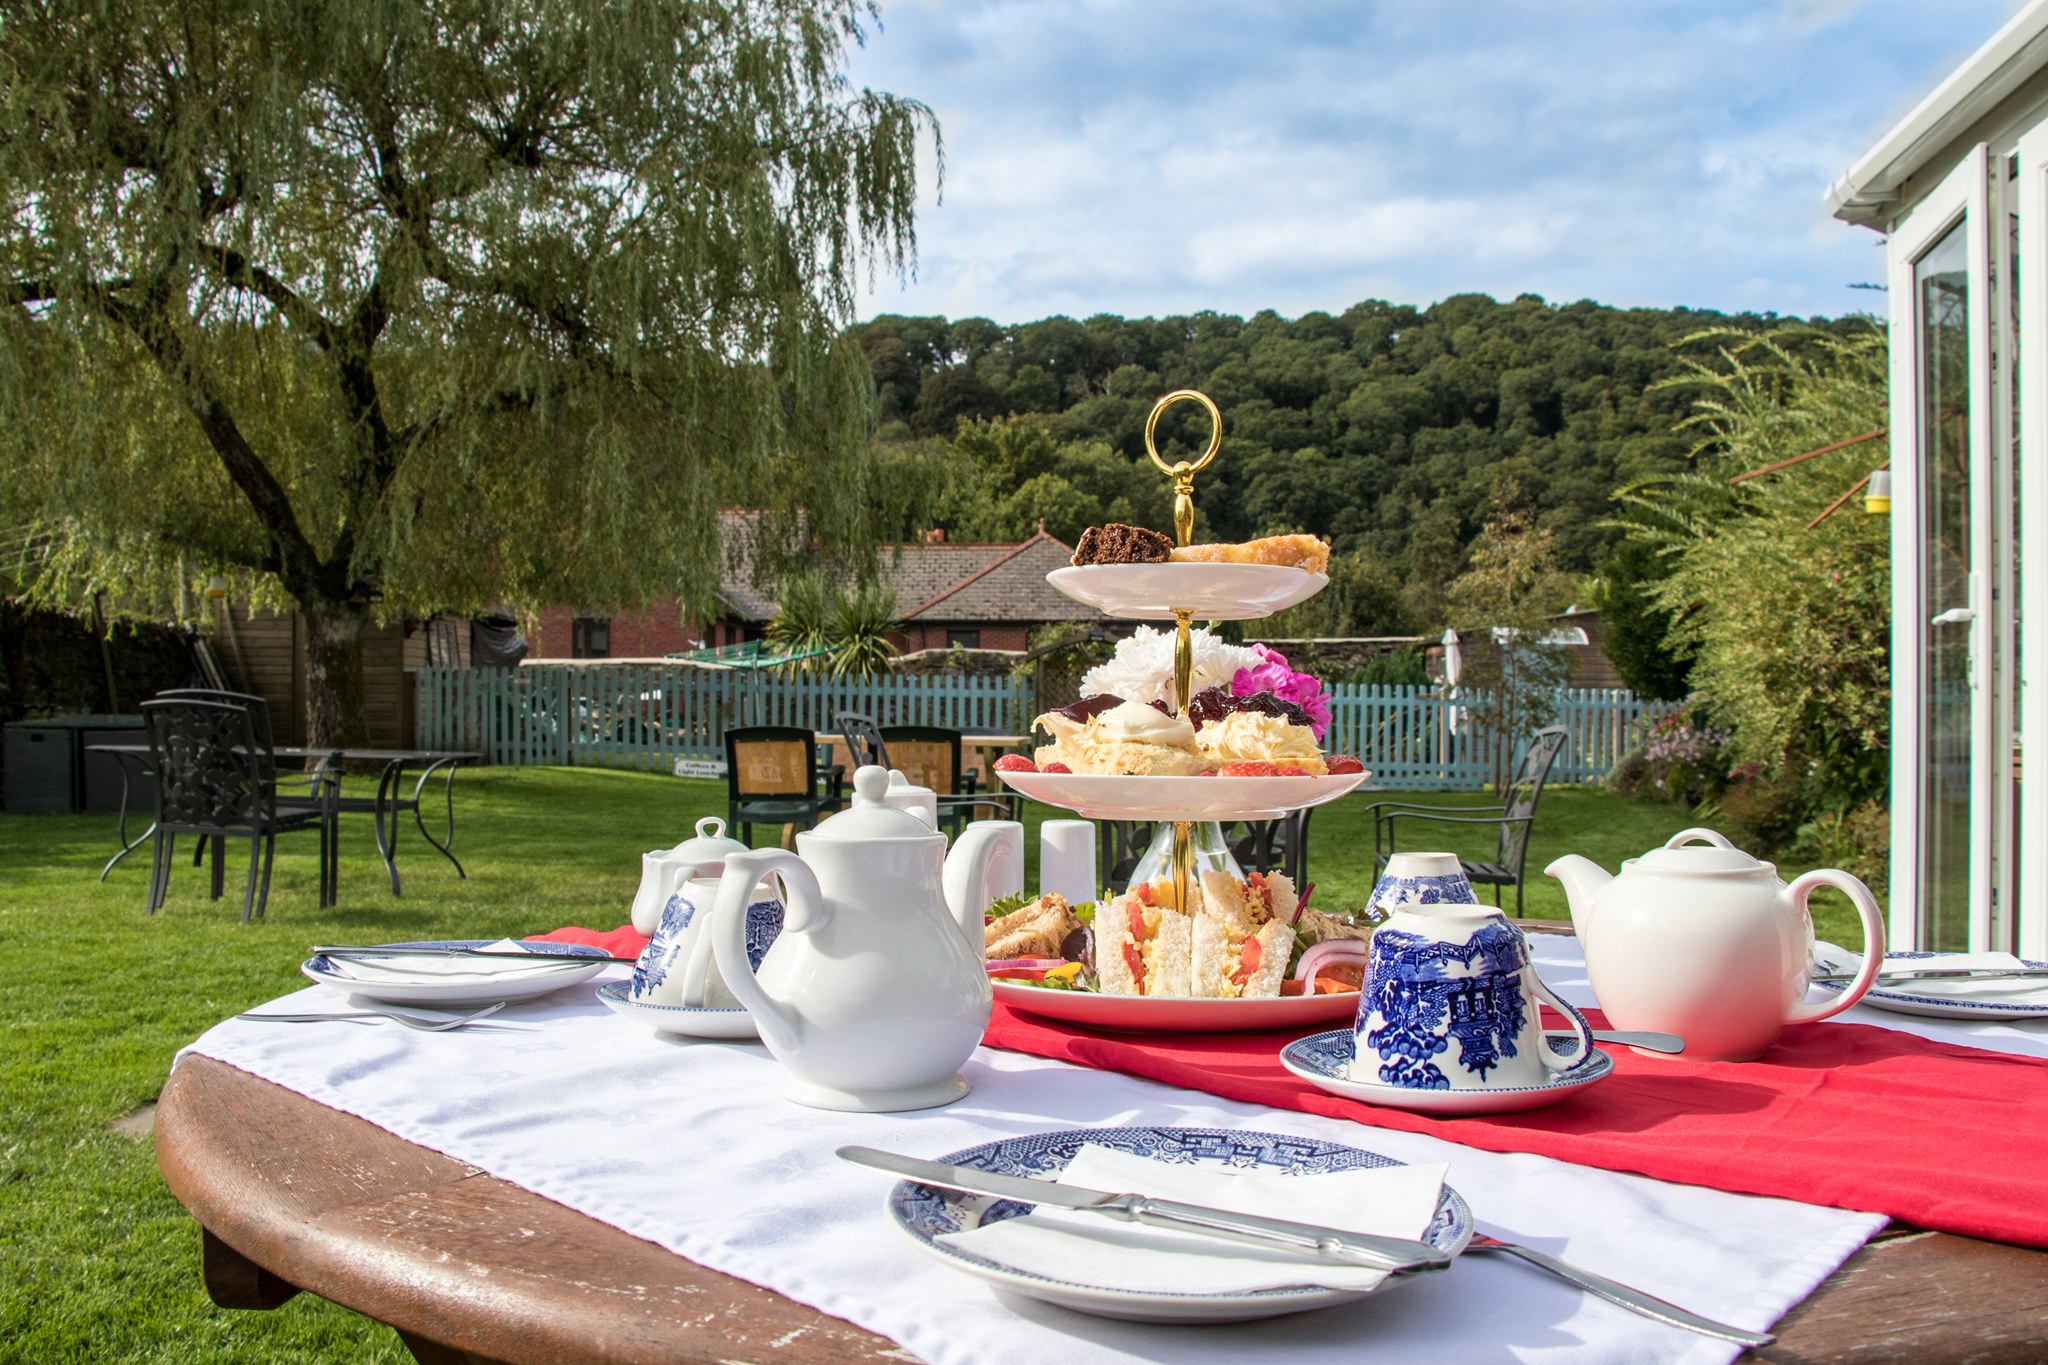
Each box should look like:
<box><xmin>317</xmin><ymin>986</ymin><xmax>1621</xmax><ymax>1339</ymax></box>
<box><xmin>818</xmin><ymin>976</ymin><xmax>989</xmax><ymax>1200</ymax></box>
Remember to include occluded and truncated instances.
<box><xmin>995</xmin><ymin>769</ymin><xmax>1368</xmax><ymax>821</ymax></box>
<box><xmin>1048</xmin><ymin>563</ymin><xmax>1329</xmax><ymax>620</ymax></box>
<box><xmin>994</xmin><ymin>980</ymin><xmax>1357</xmax><ymax>1032</ymax></box>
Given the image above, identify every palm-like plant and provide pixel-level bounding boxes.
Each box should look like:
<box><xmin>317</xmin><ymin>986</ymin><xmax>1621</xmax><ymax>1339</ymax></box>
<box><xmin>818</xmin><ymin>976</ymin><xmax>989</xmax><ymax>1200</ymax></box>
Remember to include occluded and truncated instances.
<box><xmin>766</xmin><ymin>572</ymin><xmax>834</xmax><ymax>670</ymax></box>
<box><xmin>828</xmin><ymin>584</ymin><xmax>903</xmax><ymax>678</ymax></box>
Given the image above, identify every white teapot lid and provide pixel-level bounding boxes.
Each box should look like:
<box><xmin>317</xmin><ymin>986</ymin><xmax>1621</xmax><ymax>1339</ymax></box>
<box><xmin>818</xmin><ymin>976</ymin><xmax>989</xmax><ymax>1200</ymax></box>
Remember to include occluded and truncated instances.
<box><xmin>1631</xmin><ymin>828</ymin><xmax>1775</xmax><ymax>875</ymax></box>
<box><xmin>885</xmin><ymin>768</ymin><xmax>935</xmax><ymax>797</ymax></box>
<box><xmin>662</xmin><ymin>816</ymin><xmax>750</xmax><ymax>871</ymax></box>
<box><xmin>811</xmin><ymin>765</ymin><xmax>942</xmax><ymax>843</ymax></box>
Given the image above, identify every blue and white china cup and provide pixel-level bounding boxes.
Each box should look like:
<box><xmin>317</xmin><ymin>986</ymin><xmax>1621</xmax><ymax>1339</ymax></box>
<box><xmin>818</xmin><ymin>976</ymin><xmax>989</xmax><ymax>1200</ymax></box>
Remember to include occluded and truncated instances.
<box><xmin>630</xmin><ymin>867</ymin><xmax>784</xmax><ymax>1008</ymax></box>
<box><xmin>1369</xmin><ymin>850</ymin><xmax>1481</xmax><ymax>916</ymax></box>
<box><xmin>1357</xmin><ymin>854</ymin><xmax>1594</xmax><ymax>1091</ymax></box>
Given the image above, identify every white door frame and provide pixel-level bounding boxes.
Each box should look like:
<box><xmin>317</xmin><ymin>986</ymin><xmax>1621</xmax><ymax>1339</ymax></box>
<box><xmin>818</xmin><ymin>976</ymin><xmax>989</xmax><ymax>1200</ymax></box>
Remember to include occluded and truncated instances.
<box><xmin>2017</xmin><ymin>129</ymin><xmax>2048</xmax><ymax>958</ymax></box>
<box><xmin>1885</xmin><ymin>144</ymin><xmax>1994</xmax><ymax>952</ymax></box>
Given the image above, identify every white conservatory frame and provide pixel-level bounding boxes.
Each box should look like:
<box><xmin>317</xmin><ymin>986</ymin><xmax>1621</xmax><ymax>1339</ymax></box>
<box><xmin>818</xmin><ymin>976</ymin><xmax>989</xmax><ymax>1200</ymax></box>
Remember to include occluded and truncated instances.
<box><xmin>1831</xmin><ymin>0</ymin><xmax>2048</xmax><ymax>957</ymax></box>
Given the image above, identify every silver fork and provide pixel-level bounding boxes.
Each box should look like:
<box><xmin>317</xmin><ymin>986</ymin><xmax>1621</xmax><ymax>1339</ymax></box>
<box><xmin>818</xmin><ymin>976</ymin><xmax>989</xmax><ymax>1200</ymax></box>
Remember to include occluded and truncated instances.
<box><xmin>1464</xmin><ymin>1235</ymin><xmax>1773</xmax><ymax>1347</ymax></box>
<box><xmin>236</xmin><ymin>1002</ymin><xmax>508</xmax><ymax>1031</ymax></box>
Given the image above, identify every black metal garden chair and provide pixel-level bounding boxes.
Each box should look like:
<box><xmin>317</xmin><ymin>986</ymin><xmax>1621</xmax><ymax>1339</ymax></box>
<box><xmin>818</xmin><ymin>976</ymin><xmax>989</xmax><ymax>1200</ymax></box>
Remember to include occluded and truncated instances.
<box><xmin>1361</xmin><ymin>725</ymin><xmax>1568</xmax><ymax>916</ymax></box>
<box><xmin>140</xmin><ymin>697</ymin><xmax>333</xmax><ymax>921</ymax></box>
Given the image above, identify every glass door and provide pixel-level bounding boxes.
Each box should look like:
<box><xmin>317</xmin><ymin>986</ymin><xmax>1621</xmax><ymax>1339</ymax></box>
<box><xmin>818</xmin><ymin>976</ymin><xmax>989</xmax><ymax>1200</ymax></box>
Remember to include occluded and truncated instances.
<box><xmin>1888</xmin><ymin>147</ymin><xmax>1993</xmax><ymax>952</ymax></box>
<box><xmin>2016</xmin><ymin>126</ymin><xmax>2048</xmax><ymax>959</ymax></box>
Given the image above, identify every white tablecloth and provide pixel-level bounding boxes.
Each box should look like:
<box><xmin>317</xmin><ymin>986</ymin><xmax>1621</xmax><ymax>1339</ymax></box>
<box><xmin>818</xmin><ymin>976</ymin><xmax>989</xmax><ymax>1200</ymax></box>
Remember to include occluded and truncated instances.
<box><xmin>181</xmin><ymin>939</ymin><xmax>1917</xmax><ymax>1365</ymax></box>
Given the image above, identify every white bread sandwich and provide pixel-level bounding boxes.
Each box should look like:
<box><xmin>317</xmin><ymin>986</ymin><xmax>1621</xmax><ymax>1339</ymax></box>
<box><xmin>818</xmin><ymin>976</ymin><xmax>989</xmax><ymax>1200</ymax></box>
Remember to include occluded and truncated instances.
<box><xmin>1191</xmin><ymin>869</ymin><xmax>1299</xmax><ymax>999</ymax></box>
<box><xmin>985</xmin><ymin>893</ymin><xmax>1080</xmax><ymax>961</ymax></box>
<box><xmin>1096</xmin><ymin>880</ymin><xmax>1193</xmax><ymax>996</ymax></box>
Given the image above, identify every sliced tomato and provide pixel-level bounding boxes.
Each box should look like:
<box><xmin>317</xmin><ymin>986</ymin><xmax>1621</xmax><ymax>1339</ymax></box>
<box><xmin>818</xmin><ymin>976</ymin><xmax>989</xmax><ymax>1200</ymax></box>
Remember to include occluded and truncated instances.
<box><xmin>1127</xmin><ymin>901</ymin><xmax>1148</xmax><ymax>940</ymax></box>
<box><xmin>1121</xmin><ymin>940</ymin><xmax>1146</xmax><ymax>994</ymax></box>
<box><xmin>1230</xmin><ymin>936</ymin><xmax>1263</xmax><ymax>991</ymax></box>
<box><xmin>987</xmin><ymin>968</ymin><xmax>1050</xmax><ymax>983</ymax></box>
<box><xmin>1279</xmin><ymin>978</ymin><xmax>1307</xmax><ymax>996</ymax></box>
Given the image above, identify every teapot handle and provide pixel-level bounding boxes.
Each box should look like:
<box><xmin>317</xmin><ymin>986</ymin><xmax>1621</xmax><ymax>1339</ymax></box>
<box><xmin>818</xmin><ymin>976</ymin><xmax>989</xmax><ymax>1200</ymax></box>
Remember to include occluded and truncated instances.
<box><xmin>711</xmin><ymin>850</ymin><xmax>828</xmax><ymax>1056</ymax></box>
<box><xmin>1783</xmin><ymin>869</ymin><xmax>1887</xmax><ymax>1025</ymax></box>
<box><xmin>1665</xmin><ymin>828</ymin><xmax>1736</xmax><ymax>850</ymax></box>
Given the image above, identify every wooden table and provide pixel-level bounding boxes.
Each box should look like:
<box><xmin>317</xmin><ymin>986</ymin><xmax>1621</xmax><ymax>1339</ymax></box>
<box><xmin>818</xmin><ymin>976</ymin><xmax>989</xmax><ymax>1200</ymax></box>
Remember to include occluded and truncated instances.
<box><xmin>811</xmin><ymin>732</ymin><xmax>1028</xmax><ymax>787</ymax></box>
<box><xmin>155</xmin><ymin>1015</ymin><xmax>2048</xmax><ymax>1362</ymax></box>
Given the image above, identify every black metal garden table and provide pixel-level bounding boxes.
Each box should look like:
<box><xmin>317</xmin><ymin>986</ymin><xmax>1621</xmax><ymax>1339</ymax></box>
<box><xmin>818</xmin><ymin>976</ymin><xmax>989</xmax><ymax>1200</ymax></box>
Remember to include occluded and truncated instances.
<box><xmin>91</xmin><ymin>744</ymin><xmax>481</xmax><ymax>896</ymax></box>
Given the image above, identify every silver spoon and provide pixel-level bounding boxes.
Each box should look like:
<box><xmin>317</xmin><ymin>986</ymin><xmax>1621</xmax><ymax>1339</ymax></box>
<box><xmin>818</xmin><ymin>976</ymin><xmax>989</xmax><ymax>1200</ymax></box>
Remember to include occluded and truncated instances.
<box><xmin>1464</xmin><ymin>1235</ymin><xmax>1772</xmax><ymax>1347</ymax></box>
<box><xmin>237</xmin><ymin>1002</ymin><xmax>508</xmax><ymax>1031</ymax></box>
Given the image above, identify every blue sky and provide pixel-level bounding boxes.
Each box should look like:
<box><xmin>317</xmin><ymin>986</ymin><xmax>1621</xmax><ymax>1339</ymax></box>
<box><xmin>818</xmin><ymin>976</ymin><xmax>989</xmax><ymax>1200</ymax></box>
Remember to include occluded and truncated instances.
<box><xmin>845</xmin><ymin>0</ymin><xmax>2018</xmax><ymax>325</ymax></box>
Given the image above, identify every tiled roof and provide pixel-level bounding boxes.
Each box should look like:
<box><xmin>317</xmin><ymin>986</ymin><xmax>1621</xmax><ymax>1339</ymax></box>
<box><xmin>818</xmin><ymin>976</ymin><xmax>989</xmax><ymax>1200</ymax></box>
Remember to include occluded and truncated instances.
<box><xmin>715</xmin><ymin>515</ymin><xmax>1110</xmax><ymax>625</ymax></box>
<box><xmin>906</xmin><ymin>535</ymin><xmax>1111</xmax><ymax>624</ymax></box>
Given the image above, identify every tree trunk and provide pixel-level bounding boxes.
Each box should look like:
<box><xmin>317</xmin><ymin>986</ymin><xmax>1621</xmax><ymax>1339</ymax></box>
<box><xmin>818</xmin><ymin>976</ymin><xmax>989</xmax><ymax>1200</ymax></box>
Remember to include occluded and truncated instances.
<box><xmin>301</xmin><ymin>596</ymin><xmax>371</xmax><ymax>748</ymax></box>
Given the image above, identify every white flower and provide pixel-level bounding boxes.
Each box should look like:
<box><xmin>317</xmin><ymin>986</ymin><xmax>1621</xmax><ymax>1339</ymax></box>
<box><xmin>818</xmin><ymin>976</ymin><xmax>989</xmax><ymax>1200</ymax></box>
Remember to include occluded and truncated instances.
<box><xmin>1079</xmin><ymin>626</ymin><xmax>1263</xmax><ymax>710</ymax></box>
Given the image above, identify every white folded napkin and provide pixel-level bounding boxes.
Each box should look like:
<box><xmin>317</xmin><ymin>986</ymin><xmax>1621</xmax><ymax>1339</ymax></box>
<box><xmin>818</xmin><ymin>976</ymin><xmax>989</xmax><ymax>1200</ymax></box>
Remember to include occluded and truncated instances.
<box><xmin>1816</xmin><ymin>941</ymin><xmax>2048</xmax><ymax>1003</ymax></box>
<box><xmin>935</xmin><ymin>1144</ymin><xmax>1446</xmax><ymax>1296</ymax></box>
<box><xmin>317</xmin><ymin>939</ymin><xmax>585</xmax><ymax>984</ymax></box>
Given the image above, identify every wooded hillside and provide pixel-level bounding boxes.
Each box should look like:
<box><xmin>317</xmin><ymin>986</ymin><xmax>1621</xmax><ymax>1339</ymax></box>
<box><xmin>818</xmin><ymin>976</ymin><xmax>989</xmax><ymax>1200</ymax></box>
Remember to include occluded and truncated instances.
<box><xmin>852</xmin><ymin>295</ymin><xmax>1859</xmax><ymax>636</ymax></box>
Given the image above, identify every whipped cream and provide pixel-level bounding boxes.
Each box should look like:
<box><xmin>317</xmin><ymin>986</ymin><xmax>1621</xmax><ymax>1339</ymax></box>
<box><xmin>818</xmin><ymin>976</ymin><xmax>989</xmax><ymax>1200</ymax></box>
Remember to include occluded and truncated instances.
<box><xmin>1037</xmin><ymin>700</ymin><xmax>1197</xmax><ymax>749</ymax></box>
<box><xmin>1194</xmin><ymin>711</ymin><xmax>1326</xmax><ymax>772</ymax></box>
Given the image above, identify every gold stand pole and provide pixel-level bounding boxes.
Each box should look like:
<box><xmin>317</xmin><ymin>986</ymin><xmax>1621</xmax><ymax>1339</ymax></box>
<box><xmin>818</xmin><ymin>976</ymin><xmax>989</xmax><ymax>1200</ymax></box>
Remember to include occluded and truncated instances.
<box><xmin>1143</xmin><ymin>390</ymin><xmax>1222</xmax><ymax>917</ymax></box>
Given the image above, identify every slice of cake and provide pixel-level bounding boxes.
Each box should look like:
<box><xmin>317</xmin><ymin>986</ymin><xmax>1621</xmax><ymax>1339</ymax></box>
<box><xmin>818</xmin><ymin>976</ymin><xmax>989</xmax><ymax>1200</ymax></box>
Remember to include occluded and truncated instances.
<box><xmin>1072</xmin><ymin>523</ymin><xmax>1173</xmax><ymax>566</ymax></box>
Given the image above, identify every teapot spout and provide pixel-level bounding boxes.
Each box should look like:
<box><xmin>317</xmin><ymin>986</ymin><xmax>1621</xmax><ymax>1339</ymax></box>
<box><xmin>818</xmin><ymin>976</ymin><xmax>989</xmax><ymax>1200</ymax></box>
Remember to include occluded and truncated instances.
<box><xmin>943</xmin><ymin>821</ymin><xmax>1023</xmax><ymax>945</ymax></box>
<box><xmin>1543</xmin><ymin>854</ymin><xmax>1613</xmax><ymax>940</ymax></box>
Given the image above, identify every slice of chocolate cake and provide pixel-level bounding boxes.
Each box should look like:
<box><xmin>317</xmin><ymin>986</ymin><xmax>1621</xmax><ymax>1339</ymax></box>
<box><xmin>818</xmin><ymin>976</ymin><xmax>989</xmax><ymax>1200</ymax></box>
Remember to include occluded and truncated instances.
<box><xmin>1072</xmin><ymin>523</ymin><xmax>1172</xmax><ymax>566</ymax></box>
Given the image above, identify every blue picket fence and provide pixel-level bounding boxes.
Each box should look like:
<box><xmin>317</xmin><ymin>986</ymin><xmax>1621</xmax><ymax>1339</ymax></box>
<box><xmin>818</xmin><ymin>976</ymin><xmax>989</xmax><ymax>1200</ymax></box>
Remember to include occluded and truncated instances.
<box><xmin>414</xmin><ymin>665</ymin><xmax>1674</xmax><ymax>787</ymax></box>
<box><xmin>413</xmin><ymin>664</ymin><xmax>1033</xmax><ymax>770</ymax></box>
<box><xmin>1322</xmin><ymin>685</ymin><xmax>1675</xmax><ymax>788</ymax></box>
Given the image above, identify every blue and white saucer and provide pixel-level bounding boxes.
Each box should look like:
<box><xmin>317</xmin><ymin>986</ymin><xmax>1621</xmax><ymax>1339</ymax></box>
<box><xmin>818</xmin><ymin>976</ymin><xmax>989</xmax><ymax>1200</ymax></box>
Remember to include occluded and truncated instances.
<box><xmin>886</xmin><ymin>1125</ymin><xmax>1471</xmax><ymax>1323</ymax></box>
<box><xmin>1280</xmin><ymin>1030</ymin><xmax>1614</xmax><ymax>1116</ymax></box>
<box><xmin>596</xmin><ymin>980</ymin><xmax>758</xmax><ymax>1040</ymax></box>
<box><xmin>301</xmin><ymin>939</ymin><xmax>609</xmax><ymax>1007</ymax></box>
<box><xmin>1812</xmin><ymin>946</ymin><xmax>2048</xmax><ymax>1020</ymax></box>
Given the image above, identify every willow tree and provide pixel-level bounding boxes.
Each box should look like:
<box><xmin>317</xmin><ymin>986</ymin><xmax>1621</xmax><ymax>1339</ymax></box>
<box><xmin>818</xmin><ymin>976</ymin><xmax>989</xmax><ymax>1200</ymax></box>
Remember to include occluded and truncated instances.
<box><xmin>0</xmin><ymin>0</ymin><xmax>931</xmax><ymax>742</ymax></box>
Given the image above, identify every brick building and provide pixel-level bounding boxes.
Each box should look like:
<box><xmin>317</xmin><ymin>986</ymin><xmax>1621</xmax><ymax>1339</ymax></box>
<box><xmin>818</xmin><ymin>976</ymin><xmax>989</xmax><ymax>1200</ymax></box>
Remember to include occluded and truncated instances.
<box><xmin>527</xmin><ymin>525</ymin><xmax>1111</xmax><ymax>660</ymax></box>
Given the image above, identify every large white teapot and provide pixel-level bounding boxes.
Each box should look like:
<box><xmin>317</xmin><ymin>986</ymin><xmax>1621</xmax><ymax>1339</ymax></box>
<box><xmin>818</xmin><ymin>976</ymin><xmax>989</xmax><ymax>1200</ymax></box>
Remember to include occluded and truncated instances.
<box><xmin>710</xmin><ymin>766</ymin><xmax>1015</xmax><ymax>1112</ymax></box>
<box><xmin>1545</xmin><ymin>829</ymin><xmax>1886</xmax><ymax>1061</ymax></box>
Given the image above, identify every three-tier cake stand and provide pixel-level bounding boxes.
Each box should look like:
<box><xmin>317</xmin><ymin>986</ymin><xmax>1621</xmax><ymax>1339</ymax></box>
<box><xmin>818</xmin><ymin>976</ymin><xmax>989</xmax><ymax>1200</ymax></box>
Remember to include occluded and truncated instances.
<box><xmin>995</xmin><ymin>389</ymin><xmax>1369</xmax><ymax>916</ymax></box>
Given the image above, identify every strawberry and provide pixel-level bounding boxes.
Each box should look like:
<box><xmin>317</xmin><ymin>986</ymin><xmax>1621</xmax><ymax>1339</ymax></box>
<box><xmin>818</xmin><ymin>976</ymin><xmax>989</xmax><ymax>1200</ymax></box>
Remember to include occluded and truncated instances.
<box><xmin>1041</xmin><ymin>761</ymin><xmax>1072</xmax><ymax>774</ymax></box>
<box><xmin>1218</xmin><ymin>760</ymin><xmax>1282</xmax><ymax>777</ymax></box>
<box><xmin>993</xmin><ymin>754</ymin><xmax>1037</xmax><ymax>773</ymax></box>
<box><xmin>1277</xmin><ymin>767</ymin><xmax>1310</xmax><ymax>776</ymax></box>
<box><xmin>1327</xmin><ymin>755</ymin><xmax>1365</xmax><ymax>775</ymax></box>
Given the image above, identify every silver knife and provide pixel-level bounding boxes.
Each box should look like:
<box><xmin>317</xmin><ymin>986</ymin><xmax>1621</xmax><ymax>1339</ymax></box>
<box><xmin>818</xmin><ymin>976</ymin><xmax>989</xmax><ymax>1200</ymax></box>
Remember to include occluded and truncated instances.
<box><xmin>1812</xmin><ymin>965</ymin><xmax>2048</xmax><ymax>985</ymax></box>
<box><xmin>836</xmin><ymin>1145</ymin><xmax>1451</xmax><ymax>1274</ymax></box>
<box><xmin>309</xmin><ymin>944</ymin><xmax>638</xmax><ymax>965</ymax></box>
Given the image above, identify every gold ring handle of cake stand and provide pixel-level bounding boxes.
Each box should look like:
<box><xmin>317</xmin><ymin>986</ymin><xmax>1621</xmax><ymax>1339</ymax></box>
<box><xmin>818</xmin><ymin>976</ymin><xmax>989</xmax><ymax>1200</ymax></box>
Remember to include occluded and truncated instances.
<box><xmin>1143</xmin><ymin>389</ymin><xmax>1231</xmax><ymax>917</ymax></box>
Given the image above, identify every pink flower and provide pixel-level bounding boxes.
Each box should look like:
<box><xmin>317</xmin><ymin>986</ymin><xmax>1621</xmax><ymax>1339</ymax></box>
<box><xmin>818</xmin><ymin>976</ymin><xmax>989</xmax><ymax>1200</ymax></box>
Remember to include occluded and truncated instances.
<box><xmin>1231</xmin><ymin>644</ymin><xmax>1333</xmax><ymax>739</ymax></box>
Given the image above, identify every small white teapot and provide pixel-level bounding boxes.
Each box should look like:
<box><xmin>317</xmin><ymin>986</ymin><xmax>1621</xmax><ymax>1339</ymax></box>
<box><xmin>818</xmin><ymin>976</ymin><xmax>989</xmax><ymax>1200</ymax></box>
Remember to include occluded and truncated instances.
<box><xmin>629</xmin><ymin>817</ymin><xmax>749</xmax><ymax>936</ymax></box>
<box><xmin>710</xmin><ymin>766</ymin><xmax>1017</xmax><ymax>1112</ymax></box>
<box><xmin>1546</xmin><ymin>828</ymin><xmax>1886</xmax><ymax>1061</ymax></box>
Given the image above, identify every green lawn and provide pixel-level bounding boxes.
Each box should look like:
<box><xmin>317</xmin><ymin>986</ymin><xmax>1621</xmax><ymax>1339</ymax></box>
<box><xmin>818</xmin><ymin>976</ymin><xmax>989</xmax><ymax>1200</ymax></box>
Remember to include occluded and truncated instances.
<box><xmin>0</xmin><ymin>767</ymin><xmax>1839</xmax><ymax>1362</ymax></box>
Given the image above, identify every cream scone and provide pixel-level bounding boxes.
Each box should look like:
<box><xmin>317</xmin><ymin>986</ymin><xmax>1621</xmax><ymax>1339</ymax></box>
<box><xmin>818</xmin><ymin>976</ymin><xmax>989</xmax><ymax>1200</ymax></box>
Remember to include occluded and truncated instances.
<box><xmin>1034</xmin><ymin>699</ymin><xmax>1207</xmax><ymax>776</ymax></box>
<box><xmin>1192</xmin><ymin>710</ymin><xmax>1329</xmax><ymax>775</ymax></box>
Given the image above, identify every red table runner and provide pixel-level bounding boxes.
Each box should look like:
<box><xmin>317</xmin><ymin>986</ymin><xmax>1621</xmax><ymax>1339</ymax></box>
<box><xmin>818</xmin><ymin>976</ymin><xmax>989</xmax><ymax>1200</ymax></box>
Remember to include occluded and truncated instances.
<box><xmin>536</xmin><ymin>924</ymin><xmax>2048</xmax><ymax>1248</ymax></box>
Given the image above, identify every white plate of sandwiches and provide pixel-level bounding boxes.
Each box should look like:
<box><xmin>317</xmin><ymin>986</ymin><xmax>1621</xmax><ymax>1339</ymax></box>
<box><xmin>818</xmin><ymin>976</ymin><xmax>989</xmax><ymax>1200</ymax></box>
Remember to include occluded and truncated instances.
<box><xmin>995</xmin><ymin>769</ymin><xmax>1368</xmax><ymax>822</ymax></box>
<box><xmin>985</xmin><ymin>876</ymin><xmax>1362</xmax><ymax>1033</ymax></box>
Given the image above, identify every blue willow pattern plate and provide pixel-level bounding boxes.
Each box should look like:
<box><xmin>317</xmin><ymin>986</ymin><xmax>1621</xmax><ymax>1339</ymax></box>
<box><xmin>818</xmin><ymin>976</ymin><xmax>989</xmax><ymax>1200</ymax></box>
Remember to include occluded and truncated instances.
<box><xmin>886</xmin><ymin>1125</ymin><xmax>1472</xmax><ymax>1322</ymax></box>
<box><xmin>1812</xmin><ymin>949</ymin><xmax>2048</xmax><ymax>1019</ymax></box>
<box><xmin>301</xmin><ymin>939</ymin><xmax>609</xmax><ymax>1007</ymax></box>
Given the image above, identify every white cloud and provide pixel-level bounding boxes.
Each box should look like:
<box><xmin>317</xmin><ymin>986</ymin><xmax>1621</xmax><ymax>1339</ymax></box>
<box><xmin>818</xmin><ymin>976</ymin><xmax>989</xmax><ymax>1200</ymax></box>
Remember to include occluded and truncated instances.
<box><xmin>848</xmin><ymin>0</ymin><xmax>2013</xmax><ymax>323</ymax></box>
